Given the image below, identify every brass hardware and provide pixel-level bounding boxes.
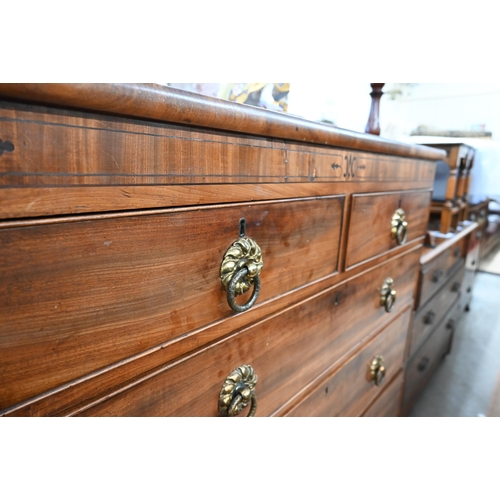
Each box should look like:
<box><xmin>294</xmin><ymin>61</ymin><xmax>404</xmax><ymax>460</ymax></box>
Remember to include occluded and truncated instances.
<box><xmin>370</xmin><ymin>356</ymin><xmax>386</xmax><ymax>386</ymax></box>
<box><xmin>380</xmin><ymin>278</ymin><xmax>397</xmax><ymax>313</ymax></box>
<box><xmin>418</xmin><ymin>357</ymin><xmax>430</xmax><ymax>372</ymax></box>
<box><xmin>239</xmin><ymin>218</ymin><xmax>247</xmax><ymax>238</ymax></box>
<box><xmin>391</xmin><ymin>208</ymin><xmax>408</xmax><ymax>245</ymax></box>
<box><xmin>423</xmin><ymin>311</ymin><xmax>435</xmax><ymax>325</ymax></box>
<box><xmin>218</xmin><ymin>365</ymin><xmax>258</xmax><ymax>417</ymax></box>
<box><xmin>220</xmin><ymin>237</ymin><xmax>263</xmax><ymax>313</ymax></box>
<box><xmin>432</xmin><ymin>269</ymin><xmax>444</xmax><ymax>283</ymax></box>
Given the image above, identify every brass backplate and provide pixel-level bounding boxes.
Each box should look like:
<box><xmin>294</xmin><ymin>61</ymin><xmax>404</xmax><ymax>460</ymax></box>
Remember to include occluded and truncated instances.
<box><xmin>220</xmin><ymin>237</ymin><xmax>263</xmax><ymax>295</ymax></box>
<box><xmin>218</xmin><ymin>365</ymin><xmax>258</xmax><ymax>417</ymax></box>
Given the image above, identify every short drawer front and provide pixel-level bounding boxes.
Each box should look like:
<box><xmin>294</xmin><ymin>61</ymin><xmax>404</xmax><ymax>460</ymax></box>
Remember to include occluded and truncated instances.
<box><xmin>459</xmin><ymin>269</ymin><xmax>475</xmax><ymax>313</ymax></box>
<box><xmin>287</xmin><ymin>309</ymin><xmax>410</xmax><ymax>417</ymax></box>
<box><xmin>346</xmin><ymin>190</ymin><xmax>431</xmax><ymax>268</ymax></box>
<box><xmin>409</xmin><ymin>265</ymin><xmax>465</xmax><ymax>359</ymax></box>
<box><xmin>76</xmin><ymin>249</ymin><xmax>420</xmax><ymax>417</ymax></box>
<box><xmin>403</xmin><ymin>303</ymin><xmax>458</xmax><ymax>411</ymax></box>
<box><xmin>465</xmin><ymin>238</ymin><xmax>480</xmax><ymax>271</ymax></box>
<box><xmin>446</xmin><ymin>238</ymin><xmax>466</xmax><ymax>271</ymax></box>
<box><xmin>362</xmin><ymin>371</ymin><xmax>404</xmax><ymax>417</ymax></box>
<box><xmin>0</xmin><ymin>196</ymin><xmax>343</xmax><ymax>411</ymax></box>
<box><xmin>419</xmin><ymin>247</ymin><xmax>465</xmax><ymax>308</ymax></box>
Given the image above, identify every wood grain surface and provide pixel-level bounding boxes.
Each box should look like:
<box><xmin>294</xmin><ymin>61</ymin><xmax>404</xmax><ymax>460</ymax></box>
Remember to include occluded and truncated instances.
<box><xmin>71</xmin><ymin>248</ymin><xmax>420</xmax><ymax>416</ymax></box>
<box><xmin>0</xmin><ymin>84</ymin><xmax>446</xmax><ymax>160</ymax></box>
<box><xmin>346</xmin><ymin>190</ymin><xmax>432</xmax><ymax>269</ymax></box>
<box><xmin>0</xmin><ymin>118</ymin><xmax>435</xmax><ymax>184</ymax></box>
<box><xmin>362</xmin><ymin>371</ymin><xmax>403</xmax><ymax>417</ymax></box>
<box><xmin>0</xmin><ymin>85</ymin><xmax>440</xmax><ymax>417</ymax></box>
<box><xmin>0</xmin><ymin>181</ymin><xmax>437</xmax><ymax>220</ymax></box>
<box><xmin>286</xmin><ymin>307</ymin><xmax>410</xmax><ymax>417</ymax></box>
<box><xmin>0</xmin><ymin>196</ymin><xmax>342</xmax><ymax>411</ymax></box>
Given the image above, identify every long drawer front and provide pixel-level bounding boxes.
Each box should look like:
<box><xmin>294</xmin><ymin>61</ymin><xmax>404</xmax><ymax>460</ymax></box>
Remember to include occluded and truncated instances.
<box><xmin>75</xmin><ymin>249</ymin><xmax>420</xmax><ymax>416</ymax></box>
<box><xmin>0</xmin><ymin>197</ymin><xmax>343</xmax><ymax>411</ymax></box>
<box><xmin>286</xmin><ymin>308</ymin><xmax>410</xmax><ymax>417</ymax></box>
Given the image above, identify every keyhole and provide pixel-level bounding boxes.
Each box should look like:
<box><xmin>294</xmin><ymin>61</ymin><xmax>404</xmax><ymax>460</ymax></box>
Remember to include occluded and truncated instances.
<box><xmin>335</xmin><ymin>293</ymin><xmax>340</xmax><ymax>306</ymax></box>
<box><xmin>239</xmin><ymin>218</ymin><xmax>247</xmax><ymax>238</ymax></box>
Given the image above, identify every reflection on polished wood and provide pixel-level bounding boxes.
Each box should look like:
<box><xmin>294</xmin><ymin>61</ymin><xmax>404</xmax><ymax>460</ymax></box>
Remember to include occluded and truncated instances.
<box><xmin>0</xmin><ymin>84</ymin><xmax>444</xmax><ymax>417</ymax></box>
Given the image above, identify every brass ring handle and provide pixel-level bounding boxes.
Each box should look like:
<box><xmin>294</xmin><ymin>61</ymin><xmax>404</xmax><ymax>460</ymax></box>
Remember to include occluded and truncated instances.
<box><xmin>220</xmin><ymin>237</ymin><xmax>263</xmax><ymax>313</ymax></box>
<box><xmin>380</xmin><ymin>278</ymin><xmax>397</xmax><ymax>313</ymax></box>
<box><xmin>218</xmin><ymin>365</ymin><xmax>258</xmax><ymax>417</ymax></box>
<box><xmin>227</xmin><ymin>268</ymin><xmax>261</xmax><ymax>313</ymax></box>
<box><xmin>370</xmin><ymin>356</ymin><xmax>386</xmax><ymax>386</ymax></box>
<box><xmin>391</xmin><ymin>208</ymin><xmax>408</xmax><ymax>246</ymax></box>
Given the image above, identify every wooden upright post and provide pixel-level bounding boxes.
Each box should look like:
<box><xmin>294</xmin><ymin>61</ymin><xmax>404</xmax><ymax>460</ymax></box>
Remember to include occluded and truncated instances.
<box><xmin>365</xmin><ymin>83</ymin><xmax>385</xmax><ymax>136</ymax></box>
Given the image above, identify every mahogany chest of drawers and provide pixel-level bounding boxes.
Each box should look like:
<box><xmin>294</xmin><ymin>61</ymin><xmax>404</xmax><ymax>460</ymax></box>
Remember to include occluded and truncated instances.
<box><xmin>0</xmin><ymin>84</ymin><xmax>444</xmax><ymax>417</ymax></box>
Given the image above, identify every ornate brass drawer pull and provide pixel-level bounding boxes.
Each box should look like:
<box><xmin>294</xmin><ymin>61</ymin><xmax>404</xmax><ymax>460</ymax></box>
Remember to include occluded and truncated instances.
<box><xmin>220</xmin><ymin>237</ymin><xmax>263</xmax><ymax>313</ymax></box>
<box><xmin>380</xmin><ymin>278</ymin><xmax>397</xmax><ymax>313</ymax></box>
<box><xmin>370</xmin><ymin>355</ymin><xmax>386</xmax><ymax>386</ymax></box>
<box><xmin>218</xmin><ymin>365</ymin><xmax>258</xmax><ymax>417</ymax></box>
<box><xmin>391</xmin><ymin>208</ymin><xmax>408</xmax><ymax>245</ymax></box>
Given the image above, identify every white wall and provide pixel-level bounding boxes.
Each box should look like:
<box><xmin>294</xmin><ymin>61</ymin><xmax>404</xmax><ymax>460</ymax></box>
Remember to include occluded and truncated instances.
<box><xmin>289</xmin><ymin>83</ymin><xmax>500</xmax><ymax>141</ymax></box>
<box><xmin>381</xmin><ymin>84</ymin><xmax>500</xmax><ymax>141</ymax></box>
<box><xmin>167</xmin><ymin>83</ymin><xmax>500</xmax><ymax>142</ymax></box>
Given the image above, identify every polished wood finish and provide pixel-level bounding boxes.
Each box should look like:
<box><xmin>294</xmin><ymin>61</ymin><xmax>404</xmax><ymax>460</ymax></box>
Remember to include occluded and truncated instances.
<box><xmin>346</xmin><ymin>190</ymin><xmax>431</xmax><ymax>269</ymax></box>
<box><xmin>0</xmin><ymin>197</ymin><xmax>343</xmax><ymax>410</ymax></box>
<box><xmin>362</xmin><ymin>371</ymin><xmax>404</xmax><ymax>417</ymax></box>
<box><xmin>365</xmin><ymin>84</ymin><xmax>385</xmax><ymax>136</ymax></box>
<box><xmin>0</xmin><ymin>101</ymin><xmax>437</xmax><ymax>220</ymax></box>
<box><xmin>0</xmin><ymin>84</ymin><xmax>444</xmax><ymax>160</ymax></box>
<box><xmin>0</xmin><ymin>84</ymin><xmax>440</xmax><ymax>417</ymax></box>
<box><xmin>77</xmin><ymin>255</ymin><xmax>417</xmax><ymax>417</ymax></box>
<box><xmin>286</xmin><ymin>307</ymin><xmax>410</xmax><ymax>417</ymax></box>
<box><xmin>47</xmin><ymin>248</ymin><xmax>418</xmax><ymax>416</ymax></box>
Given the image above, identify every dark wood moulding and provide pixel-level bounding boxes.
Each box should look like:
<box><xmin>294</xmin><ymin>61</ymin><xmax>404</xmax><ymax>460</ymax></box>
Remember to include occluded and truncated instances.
<box><xmin>0</xmin><ymin>83</ymin><xmax>445</xmax><ymax>161</ymax></box>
